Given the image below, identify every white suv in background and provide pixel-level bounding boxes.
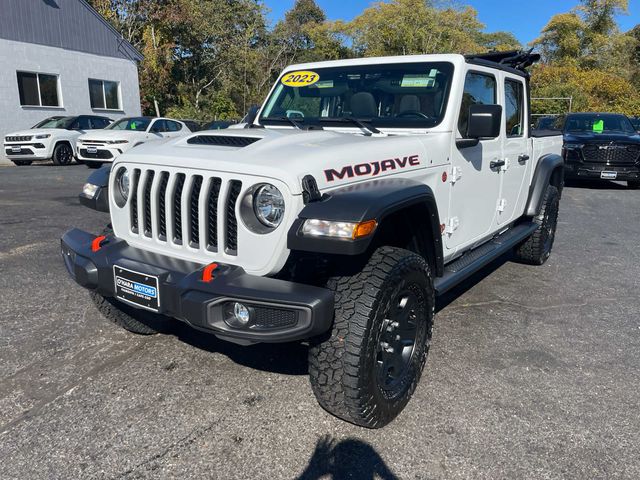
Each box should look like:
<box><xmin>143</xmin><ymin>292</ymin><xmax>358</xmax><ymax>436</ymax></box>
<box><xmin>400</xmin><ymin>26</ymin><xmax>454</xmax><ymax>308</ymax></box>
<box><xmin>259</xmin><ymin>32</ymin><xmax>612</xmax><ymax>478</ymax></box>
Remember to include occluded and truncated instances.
<box><xmin>3</xmin><ymin>115</ymin><xmax>112</xmax><ymax>166</ymax></box>
<box><xmin>76</xmin><ymin>117</ymin><xmax>191</xmax><ymax>168</ymax></box>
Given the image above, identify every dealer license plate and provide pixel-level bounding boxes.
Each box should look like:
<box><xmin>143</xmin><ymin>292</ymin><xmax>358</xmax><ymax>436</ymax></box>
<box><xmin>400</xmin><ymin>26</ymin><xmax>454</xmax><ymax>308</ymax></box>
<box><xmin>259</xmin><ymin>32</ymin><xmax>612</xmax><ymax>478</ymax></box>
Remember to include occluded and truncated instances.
<box><xmin>601</xmin><ymin>171</ymin><xmax>617</xmax><ymax>180</ymax></box>
<box><xmin>87</xmin><ymin>147</ymin><xmax>98</xmax><ymax>154</ymax></box>
<box><xmin>11</xmin><ymin>146</ymin><xmax>21</xmax><ymax>153</ymax></box>
<box><xmin>114</xmin><ymin>265</ymin><xmax>160</xmax><ymax>312</ymax></box>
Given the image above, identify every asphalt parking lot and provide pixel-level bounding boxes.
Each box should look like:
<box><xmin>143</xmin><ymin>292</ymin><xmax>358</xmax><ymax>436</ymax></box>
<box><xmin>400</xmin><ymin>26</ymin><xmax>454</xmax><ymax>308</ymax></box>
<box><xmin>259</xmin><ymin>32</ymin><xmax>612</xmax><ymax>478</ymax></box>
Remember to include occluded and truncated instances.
<box><xmin>0</xmin><ymin>163</ymin><xmax>639</xmax><ymax>479</ymax></box>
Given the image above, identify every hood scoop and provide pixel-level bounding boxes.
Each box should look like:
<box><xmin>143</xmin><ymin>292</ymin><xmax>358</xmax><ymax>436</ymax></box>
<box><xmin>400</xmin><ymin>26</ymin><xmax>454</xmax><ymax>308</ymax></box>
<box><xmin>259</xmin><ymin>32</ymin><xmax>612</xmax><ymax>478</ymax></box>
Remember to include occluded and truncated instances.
<box><xmin>186</xmin><ymin>135</ymin><xmax>261</xmax><ymax>147</ymax></box>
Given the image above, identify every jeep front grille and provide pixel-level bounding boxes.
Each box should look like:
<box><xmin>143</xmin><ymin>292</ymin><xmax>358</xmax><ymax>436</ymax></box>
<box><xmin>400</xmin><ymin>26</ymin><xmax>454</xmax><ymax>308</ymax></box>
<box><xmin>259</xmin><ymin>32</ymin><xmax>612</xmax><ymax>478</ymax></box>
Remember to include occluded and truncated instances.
<box><xmin>126</xmin><ymin>168</ymin><xmax>242</xmax><ymax>255</ymax></box>
<box><xmin>5</xmin><ymin>135</ymin><xmax>33</xmax><ymax>142</ymax></box>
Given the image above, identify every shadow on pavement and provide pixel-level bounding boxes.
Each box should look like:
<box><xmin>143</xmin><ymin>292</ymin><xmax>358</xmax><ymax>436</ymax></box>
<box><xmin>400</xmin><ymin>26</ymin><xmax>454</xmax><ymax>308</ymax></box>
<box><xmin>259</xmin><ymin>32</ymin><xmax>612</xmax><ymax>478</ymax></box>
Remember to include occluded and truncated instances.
<box><xmin>166</xmin><ymin>254</ymin><xmax>516</xmax><ymax>375</ymax></box>
<box><xmin>564</xmin><ymin>178</ymin><xmax>629</xmax><ymax>190</ymax></box>
<box><xmin>170</xmin><ymin>321</ymin><xmax>309</xmax><ymax>376</ymax></box>
<box><xmin>296</xmin><ymin>435</ymin><xmax>400</xmax><ymax>480</ymax></box>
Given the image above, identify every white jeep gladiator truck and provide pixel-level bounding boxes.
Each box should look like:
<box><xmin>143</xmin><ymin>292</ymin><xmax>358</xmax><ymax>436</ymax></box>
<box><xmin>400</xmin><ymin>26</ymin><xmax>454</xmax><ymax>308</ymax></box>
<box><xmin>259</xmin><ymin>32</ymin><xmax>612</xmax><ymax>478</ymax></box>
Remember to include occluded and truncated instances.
<box><xmin>62</xmin><ymin>51</ymin><xmax>563</xmax><ymax>428</ymax></box>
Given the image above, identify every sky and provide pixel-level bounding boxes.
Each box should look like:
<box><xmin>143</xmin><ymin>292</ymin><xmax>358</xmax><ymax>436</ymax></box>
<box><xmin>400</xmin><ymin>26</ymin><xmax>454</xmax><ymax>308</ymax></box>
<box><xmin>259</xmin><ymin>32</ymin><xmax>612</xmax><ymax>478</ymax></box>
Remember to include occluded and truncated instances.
<box><xmin>264</xmin><ymin>0</ymin><xmax>639</xmax><ymax>46</ymax></box>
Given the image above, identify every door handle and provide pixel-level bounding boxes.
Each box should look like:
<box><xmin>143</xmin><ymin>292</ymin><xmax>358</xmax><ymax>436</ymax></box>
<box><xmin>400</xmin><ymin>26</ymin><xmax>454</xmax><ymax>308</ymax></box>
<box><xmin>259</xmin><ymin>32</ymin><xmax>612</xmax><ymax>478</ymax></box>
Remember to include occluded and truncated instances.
<box><xmin>490</xmin><ymin>159</ymin><xmax>505</xmax><ymax>169</ymax></box>
<box><xmin>518</xmin><ymin>154</ymin><xmax>530</xmax><ymax>162</ymax></box>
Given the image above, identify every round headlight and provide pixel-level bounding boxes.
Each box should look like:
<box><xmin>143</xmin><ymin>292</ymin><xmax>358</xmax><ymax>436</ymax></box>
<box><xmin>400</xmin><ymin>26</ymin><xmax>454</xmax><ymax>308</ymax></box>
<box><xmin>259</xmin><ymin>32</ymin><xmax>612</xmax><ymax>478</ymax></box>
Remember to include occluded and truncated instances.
<box><xmin>253</xmin><ymin>184</ymin><xmax>285</xmax><ymax>228</ymax></box>
<box><xmin>116</xmin><ymin>167</ymin><xmax>130</xmax><ymax>201</ymax></box>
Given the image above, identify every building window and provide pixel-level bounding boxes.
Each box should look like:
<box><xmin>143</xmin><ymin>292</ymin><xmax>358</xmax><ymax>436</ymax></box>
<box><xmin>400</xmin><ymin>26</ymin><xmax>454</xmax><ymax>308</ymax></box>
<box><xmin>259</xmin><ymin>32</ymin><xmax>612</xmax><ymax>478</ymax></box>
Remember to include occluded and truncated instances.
<box><xmin>17</xmin><ymin>72</ymin><xmax>61</xmax><ymax>107</ymax></box>
<box><xmin>89</xmin><ymin>79</ymin><xmax>121</xmax><ymax>110</ymax></box>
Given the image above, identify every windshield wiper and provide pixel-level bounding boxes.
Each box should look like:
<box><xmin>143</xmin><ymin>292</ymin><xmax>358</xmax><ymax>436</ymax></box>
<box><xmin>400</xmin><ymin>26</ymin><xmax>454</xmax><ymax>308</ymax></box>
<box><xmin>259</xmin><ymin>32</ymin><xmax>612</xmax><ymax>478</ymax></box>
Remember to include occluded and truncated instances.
<box><xmin>320</xmin><ymin>117</ymin><xmax>381</xmax><ymax>135</ymax></box>
<box><xmin>270</xmin><ymin>116</ymin><xmax>304</xmax><ymax>130</ymax></box>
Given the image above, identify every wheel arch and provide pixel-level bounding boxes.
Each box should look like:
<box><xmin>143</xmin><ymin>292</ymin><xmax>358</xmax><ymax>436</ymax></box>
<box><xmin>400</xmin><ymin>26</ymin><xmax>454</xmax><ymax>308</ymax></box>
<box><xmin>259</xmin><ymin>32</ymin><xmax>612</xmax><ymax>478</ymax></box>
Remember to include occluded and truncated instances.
<box><xmin>524</xmin><ymin>153</ymin><xmax>564</xmax><ymax>217</ymax></box>
<box><xmin>287</xmin><ymin>178</ymin><xmax>444</xmax><ymax>277</ymax></box>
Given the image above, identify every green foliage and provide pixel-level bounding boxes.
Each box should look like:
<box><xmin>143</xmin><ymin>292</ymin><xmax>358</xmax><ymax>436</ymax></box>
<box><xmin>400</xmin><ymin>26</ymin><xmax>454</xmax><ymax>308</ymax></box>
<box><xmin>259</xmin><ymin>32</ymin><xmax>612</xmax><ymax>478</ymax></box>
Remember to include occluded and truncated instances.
<box><xmin>339</xmin><ymin>0</ymin><xmax>519</xmax><ymax>56</ymax></box>
<box><xmin>88</xmin><ymin>0</ymin><xmax>639</xmax><ymax>120</ymax></box>
<box><xmin>531</xmin><ymin>0</ymin><xmax>639</xmax><ymax>115</ymax></box>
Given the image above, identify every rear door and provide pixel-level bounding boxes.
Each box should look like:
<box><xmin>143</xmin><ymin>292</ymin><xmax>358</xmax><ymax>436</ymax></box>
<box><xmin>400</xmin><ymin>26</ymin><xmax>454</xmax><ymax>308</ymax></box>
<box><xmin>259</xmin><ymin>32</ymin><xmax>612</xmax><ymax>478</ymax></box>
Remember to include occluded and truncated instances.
<box><xmin>497</xmin><ymin>75</ymin><xmax>531</xmax><ymax>225</ymax></box>
<box><xmin>446</xmin><ymin>69</ymin><xmax>503</xmax><ymax>251</ymax></box>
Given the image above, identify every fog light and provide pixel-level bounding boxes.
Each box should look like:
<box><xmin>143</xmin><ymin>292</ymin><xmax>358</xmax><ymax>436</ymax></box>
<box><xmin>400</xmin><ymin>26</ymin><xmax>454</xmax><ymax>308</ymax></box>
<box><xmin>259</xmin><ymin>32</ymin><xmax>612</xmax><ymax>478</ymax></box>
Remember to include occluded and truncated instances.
<box><xmin>224</xmin><ymin>302</ymin><xmax>253</xmax><ymax>328</ymax></box>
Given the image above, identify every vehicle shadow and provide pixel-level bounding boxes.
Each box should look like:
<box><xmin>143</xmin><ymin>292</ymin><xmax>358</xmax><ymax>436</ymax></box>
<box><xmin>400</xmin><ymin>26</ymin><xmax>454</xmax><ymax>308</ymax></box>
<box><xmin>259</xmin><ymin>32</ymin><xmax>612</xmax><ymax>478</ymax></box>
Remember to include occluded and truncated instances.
<box><xmin>169</xmin><ymin>321</ymin><xmax>309</xmax><ymax>375</ymax></box>
<box><xmin>436</xmin><ymin>253</ymin><xmax>511</xmax><ymax>312</ymax></box>
<box><xmin>166</xmin><ymin>254</ymin><xmax>515</xmax><ymax>375</ymax></box>
<box><xmin>564</xmin><ymin>178</ymin><xmax>628</xmax><ymax>190</ymax></box>
<box><xmin>296</xmin><ymin>435</ymin><xmax>400</xmax><ymax>480</ymax></box>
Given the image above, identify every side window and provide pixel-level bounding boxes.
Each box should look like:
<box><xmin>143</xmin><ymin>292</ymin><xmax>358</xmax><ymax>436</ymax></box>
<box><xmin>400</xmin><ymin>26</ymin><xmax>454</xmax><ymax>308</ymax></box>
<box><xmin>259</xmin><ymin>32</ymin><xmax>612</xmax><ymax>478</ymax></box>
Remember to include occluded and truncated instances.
<box><xmin>167</xmin><ymin>121</ymin><xmax>182</xmax><ymax>132</ymax></box>
<box><xmin>89</xmin><ymin>117</ymin><xmax>107</xmax><ymax>129</ymax></box>
<box><xmin>458</xmin><ymin>72</ymin><xmax>496</xmax><ymax>137</ymax></box>
<box><xmin>505</xmin><ymin>79</ymin><xmax>525</xmax><ymax>137</ymax></box>
<box><xmin>150</xmin><ymin>120</ymin><xmax>166</xmax><ymax>133</ymax></box>
<box><xmin>72</xmin><ymin>117</ymin><xmax>91</xmax><ymax>130</ymax></box>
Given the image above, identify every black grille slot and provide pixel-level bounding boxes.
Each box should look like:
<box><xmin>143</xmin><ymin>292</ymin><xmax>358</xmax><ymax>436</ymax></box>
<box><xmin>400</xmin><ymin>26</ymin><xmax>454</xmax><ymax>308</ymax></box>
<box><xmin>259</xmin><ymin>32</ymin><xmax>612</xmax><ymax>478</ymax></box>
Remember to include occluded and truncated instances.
<box><xmin>206</xmin><ymin>178</ymin><xmax>222</xmax><ymax>250</ymax></box>
<box><xmin>5</xmin><ymin>148</ymin><xmax>34</xmax><ymax>155</ymax></box>
<box><xmin>79</xmin><ymin>148</ymin><xmax>113</xmax><ymax>159</ymax></box>
<box><xmin>158</xmin><ymin>172</ymin><xmax>169</xmax><ymax>240</ymax></box>
<box><xmin>187</xmin><ymin>135</ymin><xmax>260</xmax><ymax>147</ymax></box>
<box><xmin>225</xmin><ymin>180</ymin><xmax>242</xmax><ymax>253</ymax></box>
<box><xmin>189</xmin><ymin>176</ymin><xmax>203</xmax><ymax>247</ymax></box>
<box><xmin>6</xmin><ymin>135</ymin><xmax>32</xmax><ymax>142</ymax></box>
<box><xmin>173</xmin><ymin>173</ymin><xmax>186</xmax><ymax>243</ymax></box>
<box><xmin>130</xmin><ymin>169</ymin><xmax>140</xmax><ymax>233</ymax></box>
<box><xmin>582</xmin><ymin>144</ymin><xmax>640</xmax><ymax>165</ymax></box>
<box><xmin>252</xmin><ymin>307</ymin><xmax>298</xmax><ymax>330</ymax></box>
<box><xmin>143</xmin><ymin>171</ymin><xmax>155</xmax><ymax>237</ymax></box>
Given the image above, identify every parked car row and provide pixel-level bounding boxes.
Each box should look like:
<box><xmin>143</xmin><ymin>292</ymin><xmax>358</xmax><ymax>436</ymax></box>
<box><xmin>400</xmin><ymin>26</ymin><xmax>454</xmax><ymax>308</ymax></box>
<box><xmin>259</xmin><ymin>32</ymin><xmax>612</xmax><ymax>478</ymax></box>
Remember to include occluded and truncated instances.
<box><xmin>3</xmin><ymin>115</ymin><xmax>239</xmax><ymax>168</ymax></box>
<box><xmin>76</xmin><ymin>117</ymin><xmax>190</xmax><ymax>168</ymax></box>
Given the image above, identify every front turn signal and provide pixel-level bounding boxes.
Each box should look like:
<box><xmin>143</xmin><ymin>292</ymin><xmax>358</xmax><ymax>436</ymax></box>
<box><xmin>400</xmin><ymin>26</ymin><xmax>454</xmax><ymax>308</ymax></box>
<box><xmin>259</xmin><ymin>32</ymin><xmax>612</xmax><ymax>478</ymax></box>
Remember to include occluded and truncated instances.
<box><xmin>353</xmin><ymin>220</ymin><xmax>377</xmax><ymax>239</ymax></box>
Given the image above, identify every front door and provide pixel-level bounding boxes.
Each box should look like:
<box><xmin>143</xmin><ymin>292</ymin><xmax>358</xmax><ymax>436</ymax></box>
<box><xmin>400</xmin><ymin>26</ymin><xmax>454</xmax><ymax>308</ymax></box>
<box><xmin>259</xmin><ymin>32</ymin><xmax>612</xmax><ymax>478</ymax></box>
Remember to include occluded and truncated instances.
<box><xmin>446</xmin><ymin>69</ymin><xmax>503</xmax><ymax>251</ymax></box>
<box><xmin>497</xmin><ymin>75</ymin><xmax>531</xmax><ymax>224</ymax></box>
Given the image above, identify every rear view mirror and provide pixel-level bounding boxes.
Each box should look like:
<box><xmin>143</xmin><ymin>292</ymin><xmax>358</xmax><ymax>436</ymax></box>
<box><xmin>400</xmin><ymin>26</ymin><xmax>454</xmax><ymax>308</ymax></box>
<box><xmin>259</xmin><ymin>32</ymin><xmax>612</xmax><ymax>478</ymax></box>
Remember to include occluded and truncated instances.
<box><xmin>467</xmin><ymin>104</ymin><xmax>502</xmax><ymax>139</ymax></box>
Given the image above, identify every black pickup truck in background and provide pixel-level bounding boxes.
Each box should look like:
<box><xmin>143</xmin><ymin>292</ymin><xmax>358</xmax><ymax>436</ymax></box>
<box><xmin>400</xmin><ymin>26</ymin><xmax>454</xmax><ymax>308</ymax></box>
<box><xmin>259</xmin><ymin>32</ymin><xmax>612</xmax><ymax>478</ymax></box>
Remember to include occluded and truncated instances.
<box><xmin>562</xmin><ymin>113</ymin><xmax>640</xmax><ymax>189</ymax></box>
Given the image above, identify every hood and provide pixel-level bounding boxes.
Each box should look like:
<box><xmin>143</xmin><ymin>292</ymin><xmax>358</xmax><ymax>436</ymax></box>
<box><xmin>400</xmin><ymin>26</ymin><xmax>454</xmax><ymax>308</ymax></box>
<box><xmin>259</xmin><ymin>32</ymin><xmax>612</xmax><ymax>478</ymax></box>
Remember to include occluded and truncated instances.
<box><xmin>78</xmin><ymin>130</ymin><xmax>148</xmax><ymax>141</ymax></box>
<box><xmin>564</xmin><ymin>132</ymin><xmax>640</xmax><ymax>144</ymax></box>
<box><xmin>4</xmin><ymin>128</ymin><xmax>61</xmax><ymax>137</ymax></box>
<box><xmin>115</xmin><ymin>128</ymin><xmax>441</xmax><ymax>195</ymax></box>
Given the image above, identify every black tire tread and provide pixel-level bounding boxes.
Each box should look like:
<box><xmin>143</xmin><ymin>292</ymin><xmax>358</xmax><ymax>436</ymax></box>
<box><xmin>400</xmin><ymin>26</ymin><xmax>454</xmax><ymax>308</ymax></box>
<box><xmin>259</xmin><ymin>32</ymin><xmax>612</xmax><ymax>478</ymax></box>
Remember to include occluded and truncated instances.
<box><xmin>514</xmin><ymin>184</ymin><xmax>560</xmax><ymax>265</ymax></box>
<box><xmin>308</xmin><ymin>246</ymin><xmax>434</xmax><ymax>428</ymax></box>
<box><xmin>89</xmin><ymin>223</ymin><xmax>170</xmax><ymax>335</ymax></box>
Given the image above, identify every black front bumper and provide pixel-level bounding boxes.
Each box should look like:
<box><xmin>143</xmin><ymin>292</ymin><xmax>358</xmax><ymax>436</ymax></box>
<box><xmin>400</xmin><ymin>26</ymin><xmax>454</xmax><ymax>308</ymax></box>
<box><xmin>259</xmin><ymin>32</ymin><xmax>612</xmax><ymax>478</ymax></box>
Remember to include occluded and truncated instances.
<box><xmin>61</xmin><ymin>229</ymin><xmax>334</xmax><ymax>345</ymax></box>
<box><xmin>564</xmin><ymin>162</ymin><xmax>640</xmax><ymax>181</ymax></box>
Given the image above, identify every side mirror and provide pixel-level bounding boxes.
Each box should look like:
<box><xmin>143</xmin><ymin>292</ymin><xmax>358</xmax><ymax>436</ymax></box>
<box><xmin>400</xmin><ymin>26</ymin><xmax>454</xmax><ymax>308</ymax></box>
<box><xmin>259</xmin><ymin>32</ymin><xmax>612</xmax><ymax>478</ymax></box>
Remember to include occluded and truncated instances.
<box><xmin>467</xmin><ymin>104</ymin><xmax>502</xmax><ymax>139</ymax></box>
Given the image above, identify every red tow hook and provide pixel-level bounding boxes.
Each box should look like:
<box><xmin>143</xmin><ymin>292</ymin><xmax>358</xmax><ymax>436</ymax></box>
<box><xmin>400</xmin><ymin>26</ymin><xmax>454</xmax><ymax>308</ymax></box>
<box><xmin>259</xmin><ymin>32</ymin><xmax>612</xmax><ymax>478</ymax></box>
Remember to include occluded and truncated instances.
<box><xmin>201</xmin><ymin>263</ymin><xmax>219</xmax><ymax>283</ymax></box>
<box><xmin>91</xmin><ymin>235</ymin><xmax>107</xmax><ymax>252</ymax></box>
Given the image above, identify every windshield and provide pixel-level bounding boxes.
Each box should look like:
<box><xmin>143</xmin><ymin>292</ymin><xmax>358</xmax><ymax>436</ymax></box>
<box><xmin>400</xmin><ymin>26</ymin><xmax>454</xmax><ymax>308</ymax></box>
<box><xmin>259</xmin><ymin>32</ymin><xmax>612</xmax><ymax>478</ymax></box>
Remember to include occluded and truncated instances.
<box><xmin>107</xmin><ymin>117</ymin><xmax>151</xmax><ymax>131</ymax></box>
<box><xmin>629</xmin><ymin>117</ymin><xmax>640</xmax><ymax>131</ymax></box>
<box><xmin>32</xmin><ymin>116</ymin><xmax>74</xmax><ymax>129</ymax></box>
<box><xmin>564</xmin><ymin>114</ymin><xmax>636</xmax><ymax>134</ymax></box>
<box><xmin>260</xmin><ymin>62</ymin><xmax>454</xmax><ymax>130</ymax></box>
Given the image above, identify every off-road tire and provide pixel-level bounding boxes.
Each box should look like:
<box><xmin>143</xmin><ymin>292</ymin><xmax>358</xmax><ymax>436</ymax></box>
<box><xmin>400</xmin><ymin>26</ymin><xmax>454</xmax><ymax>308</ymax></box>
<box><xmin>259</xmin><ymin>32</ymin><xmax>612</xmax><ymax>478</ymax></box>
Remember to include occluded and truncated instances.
<box><xmin>308</xmin><ymin>246</ymin><xmax>434</xmax><ymax>428</ymax></box>
<box><xmin>52</xmin><ymin>143</ymin><xmax>73</xmax><ymax>166</ymax></box>
<box><xmin>89</xmin><ymin>292</ymin><xmax>170</xmax><ymax>335</ymax></box>
<box><xmin>12</xmin><ymin>160</ymin><xmax>32</xmax><ymax>166</ymax></box>
<box><xmin>85</xmin><ymin>161</ymin><xmax>102</xmax><ymax>169</ymax></box>
<box><xmin>514</xmin><ymin>184</ymin><xmax>560</xmax><ymax>265</ymax></box>
<box><xmin>627</xmin><ymin>180</ymin><xmax>640</xmax><ymax>189</ymax></box>
<box><xmin>89</xmin><ymin>224</ymin><xmax>170</xmax><ymax>335</ymax></box>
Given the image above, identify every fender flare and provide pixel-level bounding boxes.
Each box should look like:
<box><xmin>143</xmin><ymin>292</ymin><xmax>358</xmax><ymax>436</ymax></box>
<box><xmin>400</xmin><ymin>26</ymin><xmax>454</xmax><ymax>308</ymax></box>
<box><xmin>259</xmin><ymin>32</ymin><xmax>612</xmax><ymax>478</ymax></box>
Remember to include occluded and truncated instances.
<box><xmin>78</xmin><ymin>164</ymin><xmax>112</xmax><ymax>212</ymax></box>
<box><xmin>524</xmin><ymin>153</ymin><xmax>564</xmax><ymax>217</ymax></box>
<box><xmin>287</xmin><ymin>178</ymin><xmax>444</xmax><ymax>276</ymax></box>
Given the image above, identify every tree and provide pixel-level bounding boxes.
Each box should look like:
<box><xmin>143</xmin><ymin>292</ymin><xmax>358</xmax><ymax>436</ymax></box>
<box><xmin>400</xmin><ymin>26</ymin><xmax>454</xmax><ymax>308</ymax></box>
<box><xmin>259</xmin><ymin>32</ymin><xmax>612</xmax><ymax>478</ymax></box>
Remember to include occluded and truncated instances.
<box><xmin>339</xmin><ymin>0</ymin><xmax>518</xmax><ymax>56</ymax></box>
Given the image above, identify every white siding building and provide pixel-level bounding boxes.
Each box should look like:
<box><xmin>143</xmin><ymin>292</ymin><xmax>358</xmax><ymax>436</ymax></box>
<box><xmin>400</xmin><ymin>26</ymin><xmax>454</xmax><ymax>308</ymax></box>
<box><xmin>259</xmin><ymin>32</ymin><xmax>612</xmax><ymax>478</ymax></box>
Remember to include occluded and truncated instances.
<box><xmin>0</xmin><ymin>0</ymin><xmax>143</xmax><ymax>159</ymax></box>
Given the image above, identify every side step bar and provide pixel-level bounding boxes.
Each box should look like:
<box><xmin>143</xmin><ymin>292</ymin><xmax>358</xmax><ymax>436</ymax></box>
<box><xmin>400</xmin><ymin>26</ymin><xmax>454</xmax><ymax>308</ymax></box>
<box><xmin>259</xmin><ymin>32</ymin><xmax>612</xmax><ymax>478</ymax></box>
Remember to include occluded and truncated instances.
<box><xmin>433</xmin><ymin>222</ymin><xmax>538</xmax><ymax>296</ymax></box>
